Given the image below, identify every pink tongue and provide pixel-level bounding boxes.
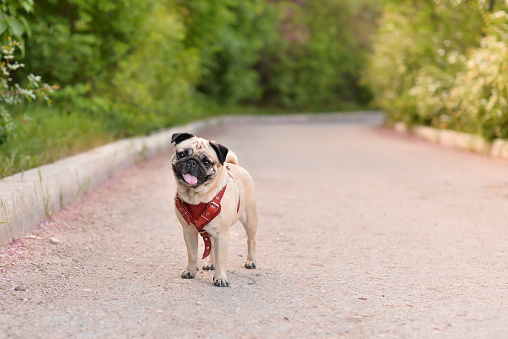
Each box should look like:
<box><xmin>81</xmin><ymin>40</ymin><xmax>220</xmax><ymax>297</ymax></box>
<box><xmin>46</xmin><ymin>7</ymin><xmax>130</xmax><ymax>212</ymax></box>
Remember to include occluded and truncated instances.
<box><xmin>183</xmin><ymin>173</ymin><xmax>198</xmax><ymax>185</ymax></box>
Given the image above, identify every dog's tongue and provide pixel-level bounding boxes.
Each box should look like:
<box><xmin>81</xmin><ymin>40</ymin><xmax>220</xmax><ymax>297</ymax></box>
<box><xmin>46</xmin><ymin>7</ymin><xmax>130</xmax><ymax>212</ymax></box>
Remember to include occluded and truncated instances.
<box><xmin>183</xmin><ymin>173</ymin><xmax>198</xmax><ymax>185</ymax></box>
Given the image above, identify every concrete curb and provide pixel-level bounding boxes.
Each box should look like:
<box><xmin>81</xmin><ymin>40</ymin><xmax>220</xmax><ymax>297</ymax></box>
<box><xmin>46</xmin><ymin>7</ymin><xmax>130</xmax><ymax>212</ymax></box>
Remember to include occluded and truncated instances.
<box><xmin>0</xmin><ymin>111</ymin><xmax>382</xmax><ymax>245</ymax></box>
<box><xmin>393</xmin><ymin>121</ymin><xmax>508</xmax><ymax>159</ymax></box>
<box><xmin>0</xmin><ymin>117</ymin><xmax>220</xmax><ymax>245</ymax></box>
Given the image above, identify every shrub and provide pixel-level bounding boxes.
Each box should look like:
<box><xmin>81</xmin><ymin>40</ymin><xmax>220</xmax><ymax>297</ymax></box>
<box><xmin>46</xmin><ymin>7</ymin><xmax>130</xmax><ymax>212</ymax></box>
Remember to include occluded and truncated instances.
<box><xmin>366</xmin><ymin>0</ymin><xmax>484</xmax><ymax>125</ymax></box>
<box><xmin>259</xmin><ymin>0</ymin><xmax>370</xmax><ymax>108</ymax></box>
<box><xmin>366</xmin><ymin>0</ymin><xmax>508</xmax><ymax>140</ymax></box>
<box><xmin>0</xmin><ymin>38</ymin><xmax>54</xmax><ymax>144</ymax></box>
<box><xmin>447</xmin><ymin>11</ymin><xmax>508</xmax><ymax>139</ymax></box>
<box><xmin>180</xmin><ymin>0</ymin><xmax>277</xmax><ymax>104</ymax></box>
<box><xmin>22</xmin><ymin>0</ymin><xmax>200</xmax><ymax>136</ymax></box>
<box><xmin>108</xmin><ymin>2</ymin><xmax>200</xmax><ymax>135</ymax></box>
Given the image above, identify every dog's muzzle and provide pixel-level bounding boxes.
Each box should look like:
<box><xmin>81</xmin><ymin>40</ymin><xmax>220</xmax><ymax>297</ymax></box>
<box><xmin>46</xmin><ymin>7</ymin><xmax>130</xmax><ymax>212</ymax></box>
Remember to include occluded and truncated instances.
<box><xmin>173</xmin><ymin>156</ymin><xmax>208</xmax><ymax>186</ymax></box>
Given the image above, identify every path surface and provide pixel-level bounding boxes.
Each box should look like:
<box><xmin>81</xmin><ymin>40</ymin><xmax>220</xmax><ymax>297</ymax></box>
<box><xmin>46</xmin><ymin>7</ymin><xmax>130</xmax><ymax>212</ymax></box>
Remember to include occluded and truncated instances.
<box><xmin>1</xmin><ymin>116</ymin><xmax>507</xmax><ymax>338</ymax></box>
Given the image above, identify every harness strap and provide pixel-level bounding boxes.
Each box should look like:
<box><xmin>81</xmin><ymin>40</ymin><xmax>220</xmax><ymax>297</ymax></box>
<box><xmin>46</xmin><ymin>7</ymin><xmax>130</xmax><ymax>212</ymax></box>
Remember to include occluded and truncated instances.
<box><xmin>175</xmin><ymin>168</ymin><xmax>240</xmax><ymax>260</ymax></box>
<box><xmin>175</xmin><ymin>186</ymin><xmax>226</xmax><ymax>259</ymax></box>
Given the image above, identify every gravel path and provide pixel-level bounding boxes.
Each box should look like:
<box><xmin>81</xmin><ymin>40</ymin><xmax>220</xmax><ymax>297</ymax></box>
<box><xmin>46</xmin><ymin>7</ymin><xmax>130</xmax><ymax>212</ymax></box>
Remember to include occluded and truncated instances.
<box><xmin>1</xmin><ymin>117</ymin><xmax>507</xmax><ymax>338</ymax></box>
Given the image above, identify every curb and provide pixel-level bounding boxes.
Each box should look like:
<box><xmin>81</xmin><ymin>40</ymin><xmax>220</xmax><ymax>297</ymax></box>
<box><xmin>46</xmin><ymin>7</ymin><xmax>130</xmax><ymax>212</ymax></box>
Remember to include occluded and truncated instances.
<box><xmin>0</xmin><ymin>118</ymin><xmax>218</xmax><ymax>245</ymax></box>
<box><xmin>393</xmin><ymin>121</ymin><xmax>508</xmax><ymax>159</ymax></box>
<box><xmin>0</xmin><ymin>111</ymin><xmax>382</xmax><ymax>245</ymax></box>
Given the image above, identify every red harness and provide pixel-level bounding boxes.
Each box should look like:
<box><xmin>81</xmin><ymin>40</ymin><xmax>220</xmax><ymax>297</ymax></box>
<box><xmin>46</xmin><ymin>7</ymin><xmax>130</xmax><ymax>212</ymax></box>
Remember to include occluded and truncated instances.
<box><xmin>175</xmin><ymin>170</ymin><xmax>239</xmax><ymax>259</ymax></box>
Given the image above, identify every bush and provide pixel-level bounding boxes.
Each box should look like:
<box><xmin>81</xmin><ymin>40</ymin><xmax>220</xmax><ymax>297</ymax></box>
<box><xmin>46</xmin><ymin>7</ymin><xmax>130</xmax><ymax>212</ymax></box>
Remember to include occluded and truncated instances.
<box><xmin>22</xmin><ymin>0</ymin><xmax>375</xmax><ymax>135</ymax></box>
<box><xmin>1</xmin><ymin>0</ymin><xmax>379</xmax><ymax>177</ymax></box>
<box><xmin>366</xmin><ymin>0</ymin><xmax>508</xmax><ymax>140</ymax></box>
<box><xmin>259</xmin><ymin>0</ymin><xmax>371</xmax><ymax>108</ymax></box>
<box><xmin>446</xmin><ymin>11</ymin><xmax>508</xmax><ymax>139</ymax></box>
<box><xmin>22</xmin><ymin>0</ymin><xmax>200</xmax><ymax>136</ymax></box>
<box><xmin>108</xmin><ymin>2</ymin><xmax>200</xmax><ymax>135</ymax></box>
<box><xmin>366</xmin><ymin>0</ymin><xmax>484</xmax><ymax>125</ymax></box>
<box><xmin>180</xmin><ymin>0</ymin><xmax>277</xmax><ymax>104</ymax></box>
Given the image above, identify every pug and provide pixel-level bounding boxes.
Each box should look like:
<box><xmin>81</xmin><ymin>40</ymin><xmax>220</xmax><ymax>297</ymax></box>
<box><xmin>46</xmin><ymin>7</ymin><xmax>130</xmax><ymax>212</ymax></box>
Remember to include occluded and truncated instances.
<box><xmin>171</xmin><ymin>133</ymin><xmax>258</xmax><ymax>287</ymax></box>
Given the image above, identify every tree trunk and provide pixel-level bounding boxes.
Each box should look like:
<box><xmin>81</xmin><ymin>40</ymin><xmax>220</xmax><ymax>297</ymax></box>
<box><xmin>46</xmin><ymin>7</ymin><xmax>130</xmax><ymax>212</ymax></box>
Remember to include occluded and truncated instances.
<box><xmin>489</xmin><ymin>0</ymin><xmax>496</xmax><ymax>12</ymax></box>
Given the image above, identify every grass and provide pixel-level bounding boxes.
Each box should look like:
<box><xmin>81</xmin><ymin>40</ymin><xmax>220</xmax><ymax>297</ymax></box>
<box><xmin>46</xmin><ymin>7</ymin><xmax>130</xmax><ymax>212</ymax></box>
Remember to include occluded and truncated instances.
<box><xmin>0</xmin><ymin>106</ymin><xmax>113</xmax><ymax>178</ymax></box>
<box><xmin>200</xmin><ymin>98</ymin><xmax>368</xmax><ymax>117</ymax></box>
<box><xmin>0</xmin><ymin>198</ymin><xmax>11</xmax><ymax>225</ymax></box>
<box><xmin>0</xmin><ymin>99</ymin><xmax>368</xmax><ymax>179</ymax></box>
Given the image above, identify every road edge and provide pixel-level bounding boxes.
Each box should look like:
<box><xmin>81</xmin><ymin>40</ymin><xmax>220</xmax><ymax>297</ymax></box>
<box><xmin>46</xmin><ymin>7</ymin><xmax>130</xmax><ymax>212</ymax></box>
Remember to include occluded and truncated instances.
<box><xmin>393</xmin><ymin>121</ymin><xmax>508</xmax><ymax>158</ymax></box>
<box><xmin>0</xmin><ymin>117</ymin><xmax>219</xmax><ymax>245</ymax></box>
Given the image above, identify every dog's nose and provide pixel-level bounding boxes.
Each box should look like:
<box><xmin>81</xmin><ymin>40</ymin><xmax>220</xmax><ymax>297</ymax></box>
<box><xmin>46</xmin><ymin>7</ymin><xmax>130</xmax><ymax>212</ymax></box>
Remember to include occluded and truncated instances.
<box><xmin>187</xmin><ymin>159</ymin><xmax>197</xmax><ymax>167</ymax></box>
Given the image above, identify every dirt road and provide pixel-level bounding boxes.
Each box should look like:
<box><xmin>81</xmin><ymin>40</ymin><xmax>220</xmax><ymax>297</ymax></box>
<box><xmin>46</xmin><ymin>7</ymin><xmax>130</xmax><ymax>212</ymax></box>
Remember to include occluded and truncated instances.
<box><xmin>1</xmin><ymin>116</ymin><xmax>507</xmax><ymax>338</ymax></box>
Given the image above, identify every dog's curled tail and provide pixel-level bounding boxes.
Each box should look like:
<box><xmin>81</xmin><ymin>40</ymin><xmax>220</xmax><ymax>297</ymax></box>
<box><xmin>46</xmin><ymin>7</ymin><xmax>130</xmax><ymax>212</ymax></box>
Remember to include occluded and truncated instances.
<box><xmin>226</xmin><ymin>151</ymin><xmax>239</xmax><ymax>165</ymax></box>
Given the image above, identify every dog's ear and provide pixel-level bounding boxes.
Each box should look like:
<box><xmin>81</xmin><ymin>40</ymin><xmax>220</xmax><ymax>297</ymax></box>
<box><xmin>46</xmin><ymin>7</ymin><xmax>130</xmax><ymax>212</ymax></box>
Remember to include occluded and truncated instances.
<box><xmin>209</xmin><ymin>141</ymin><xmax>229</xmax><ymax>165</ymax></box>
<box><xmin>171</xmin><ymin>133</ymin><xmax>195</xmax><ymax>145</ymax></box>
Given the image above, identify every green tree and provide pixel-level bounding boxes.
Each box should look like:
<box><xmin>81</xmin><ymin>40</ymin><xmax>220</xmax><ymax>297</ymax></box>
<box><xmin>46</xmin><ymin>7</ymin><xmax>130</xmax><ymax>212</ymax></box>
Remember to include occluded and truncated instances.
<box><xmin>180</xmin><ymin>0</ymin><xmax>276</xmax><ymax>104</ymax></box>
<box><xmin>365</xmin><ymin>0</ymin><xmax>485</xmax><ymax>125</ymax></box>
<box><xmin>259</xmin><ymin>0</ymin><xmax>370</xmax><ymax>108</ymax></box>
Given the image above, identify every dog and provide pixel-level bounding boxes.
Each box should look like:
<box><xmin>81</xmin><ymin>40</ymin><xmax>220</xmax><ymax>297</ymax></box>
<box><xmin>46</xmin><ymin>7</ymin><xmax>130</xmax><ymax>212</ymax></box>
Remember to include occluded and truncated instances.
<box><xmin>171</xmin><ymin>133</ymin><xmax>258</xmax><ymax>287</ymax></box>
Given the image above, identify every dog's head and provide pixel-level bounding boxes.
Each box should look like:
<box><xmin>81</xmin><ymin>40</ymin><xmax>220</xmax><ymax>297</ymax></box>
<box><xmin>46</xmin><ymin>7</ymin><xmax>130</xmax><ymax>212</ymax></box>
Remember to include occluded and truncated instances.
<box><xmin>171</xmin><ymin>133</ymin><xmax>229</xmax><ymax>188</ymax></box>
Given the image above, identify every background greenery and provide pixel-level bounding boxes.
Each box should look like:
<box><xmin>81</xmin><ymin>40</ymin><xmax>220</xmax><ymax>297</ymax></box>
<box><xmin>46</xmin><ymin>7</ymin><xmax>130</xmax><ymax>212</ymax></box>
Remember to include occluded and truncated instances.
<box><xmin>0</xmin><ymin>0</ymin><xmax>379</xmax><ymax>178</ymax></box>
<box><xmin>4</xmin><ymin>0</ymin><xmax>508</xmax><ymax>179</ymax></box>
<box><xmin>366</xmin><ymin>0</ymin><xmax>508</xmax><ymax>140</ymax></box>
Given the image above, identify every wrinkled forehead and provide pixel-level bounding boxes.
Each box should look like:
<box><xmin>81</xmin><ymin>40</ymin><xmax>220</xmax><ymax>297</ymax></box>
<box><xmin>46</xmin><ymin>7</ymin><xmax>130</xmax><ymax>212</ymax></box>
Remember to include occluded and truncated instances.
<box><xmin>175</xmin><ymin>137</ymin><xmax>211</xmax><ymax>153</ymax></box>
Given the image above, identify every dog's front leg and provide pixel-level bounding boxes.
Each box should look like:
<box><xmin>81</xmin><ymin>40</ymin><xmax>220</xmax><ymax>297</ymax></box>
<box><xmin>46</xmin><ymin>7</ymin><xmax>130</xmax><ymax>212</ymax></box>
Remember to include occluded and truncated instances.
<box><xmin>212</xmin><ymin>231</ymin><xmax>230</xmax><ymax>287</ymax></box>
<box><xmin>181</xmin><ymin>227</ymin><xmax>199</xmax><ymax>279</ymax></box>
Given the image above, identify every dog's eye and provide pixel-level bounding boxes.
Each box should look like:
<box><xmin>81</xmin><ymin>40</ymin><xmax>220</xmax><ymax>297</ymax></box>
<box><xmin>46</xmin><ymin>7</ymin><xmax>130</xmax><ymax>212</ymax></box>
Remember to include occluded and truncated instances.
<box><xmin>177</xmin><ymin>152</ymin><xmax>186</xmax><ymax>159</ymax></box>
<box><xmin>203</xmin><ymin>160</ymin><xmax>212</xmax><ymax>168</ymax></box>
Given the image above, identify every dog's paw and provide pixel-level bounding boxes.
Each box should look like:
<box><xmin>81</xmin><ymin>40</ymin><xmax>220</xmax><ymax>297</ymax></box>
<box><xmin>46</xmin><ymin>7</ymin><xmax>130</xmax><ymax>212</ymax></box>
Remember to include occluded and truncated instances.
<box><xmin>181</xmin><ymin>270</ymin><xmax>196</xmax><ymax>279</ymax></box>
<box><xmin>202</xmin><ymin>263</ymin><xmax>215</xmax><ymax>271</ymax></box>
<box><xmin>213</xmin><ymin>279</ymin><xmax>229</xmax><ymax>287</ymax></box>
<box><xmin>244</xmin><ymin>261</ymin><xmax>256</xmax><ymax>269</ymax></box>
<box><xmin>213</xmin><ymin>278</ymin><xmax>230</xmax><ymax>287</ymax></box>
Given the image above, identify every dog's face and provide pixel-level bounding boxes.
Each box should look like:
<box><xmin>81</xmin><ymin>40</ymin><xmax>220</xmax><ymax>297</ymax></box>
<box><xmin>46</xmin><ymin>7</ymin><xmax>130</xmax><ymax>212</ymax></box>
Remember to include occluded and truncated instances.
<box><xmin>171</xmin><ymin>133</ymin><xmax>228</xmax><ymax>188</ymax></box>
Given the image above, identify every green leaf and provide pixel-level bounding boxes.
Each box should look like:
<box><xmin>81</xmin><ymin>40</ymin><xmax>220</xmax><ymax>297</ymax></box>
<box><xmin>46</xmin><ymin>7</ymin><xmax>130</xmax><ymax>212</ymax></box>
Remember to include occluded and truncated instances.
<box><xmin>19</xmin><ymin>16</ymin><xmax>31</xmax><ymax>37</ymax></box>
<box><xmin>7</xmin><ymin>18</ymin><xmax>25</xmax><ymax>38</ymax></box>
<box><xmin>0</xmin><ymin>21</ymin><xmax>7</xmax><ymax>36</ymax></box>
<box><xmin>19</xmin><ymin>39</ymin><xmax>25</xmax><ymax>57</ymax></box>
<box><xmin>21</xmin><ymin>1</ymin><xmax>34</xmax><ymax>13</ymax></box>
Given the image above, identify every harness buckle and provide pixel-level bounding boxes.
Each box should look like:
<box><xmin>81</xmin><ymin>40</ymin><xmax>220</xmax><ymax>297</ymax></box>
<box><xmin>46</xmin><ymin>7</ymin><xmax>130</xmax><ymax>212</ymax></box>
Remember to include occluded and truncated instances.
<box><xmin>208</xmin><ymin>201</ymin><xmax>220</xmax><ymax>210</ymax></box>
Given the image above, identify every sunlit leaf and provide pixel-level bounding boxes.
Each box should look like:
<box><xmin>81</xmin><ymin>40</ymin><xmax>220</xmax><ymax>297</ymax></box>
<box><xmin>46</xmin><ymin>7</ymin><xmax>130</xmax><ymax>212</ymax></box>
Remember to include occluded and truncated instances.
<box><xmin>0</xmin><ymin>21</ymin><xmax>7</xmax><ymax>36</ymax></box>
<box><xmin>7</xmin><ymin>18</ymin><xmax>25</xmax><ymax>38</ymax></box>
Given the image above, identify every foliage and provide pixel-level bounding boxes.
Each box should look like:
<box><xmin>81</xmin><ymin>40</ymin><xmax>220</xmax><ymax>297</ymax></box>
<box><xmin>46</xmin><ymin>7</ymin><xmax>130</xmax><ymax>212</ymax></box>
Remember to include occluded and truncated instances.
<box><xmin>179</xmin><ymin>0</ymin><xmax>277</xmax><ymax>104</ymax></box>
<box><xmin>366</xmin><ymin>0</ymin><xmax>508</xmax><ymax>140</ymax></box>
<box><xmin>445</xmin><ymin>11</ymin><xmax>508</xmax><ymax>139</ymax></box>
<box><xmin>20</xmin><ymin>0</ymin><xmax>376</xmax><ymax>132</ymax></box>
<box><xmin>23</xmin><ymin>0</ymin><xmax>148</xmax><ymax>86</ymax></box>
<box><xmin>0</xmin><ymin>0</ymin><xmax>33</xmax><ymax>48</ymax></box>
<box><xmin>366</xmin><ymin>0</ymin><xmax>484</xmax><ymax>123</ymax></box>
<box><xmin>0</xmin><ymin>1</ymin><xmax>56</xmax><ymax>149</ymax></box>
<box><xmin>108</xmin><ymin>2</ymin><xmax>200</xmax><ymax>135</ymax></box>
<box><xmin>0</xmin><ymin>38</ymin><xmax>55</xmax><ymax>144</ymax></box>
<box><xmin>1</xmin><ymin>0</ymin><xmax>380</xmax><ymax>178</ymax></box>
<box><xmin>0</xmin><ymin>106</ymin><xmax>112</xmax><ymax>178</ymax></box>
<box><xmin>21</xmin><ymin>0</ymin><xmax>200</xmax><ymax>136</ymax></box>
<box><xmin>259</xmin><ymin>0</ymin><xmax>373</xmax><ymax>108</ymax></box>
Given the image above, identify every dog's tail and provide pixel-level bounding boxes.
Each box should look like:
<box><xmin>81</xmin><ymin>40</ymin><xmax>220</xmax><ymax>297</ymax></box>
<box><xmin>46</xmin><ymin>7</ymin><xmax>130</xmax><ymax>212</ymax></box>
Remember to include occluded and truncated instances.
<box><xmin>226</xmin><ymin>151</ymin><xmax>239</xmax><ymax>165</ymax></box>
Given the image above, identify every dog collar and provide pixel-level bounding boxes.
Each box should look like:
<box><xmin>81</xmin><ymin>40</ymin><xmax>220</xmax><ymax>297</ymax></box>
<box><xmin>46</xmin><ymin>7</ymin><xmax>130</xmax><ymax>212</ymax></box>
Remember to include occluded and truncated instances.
<box><xmin>175</xmin><ymin>170</ymin><xmax>240</xmax><ymax>259</ymax></box>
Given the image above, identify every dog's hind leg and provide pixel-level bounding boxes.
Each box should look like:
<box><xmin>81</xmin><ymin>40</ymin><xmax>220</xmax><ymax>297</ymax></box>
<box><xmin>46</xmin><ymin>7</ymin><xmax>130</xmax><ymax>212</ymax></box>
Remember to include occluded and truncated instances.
<box><xmin>240</xmin><ymin>207</ymin><xmax>257</xmax><ymax>269</ymax></box>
